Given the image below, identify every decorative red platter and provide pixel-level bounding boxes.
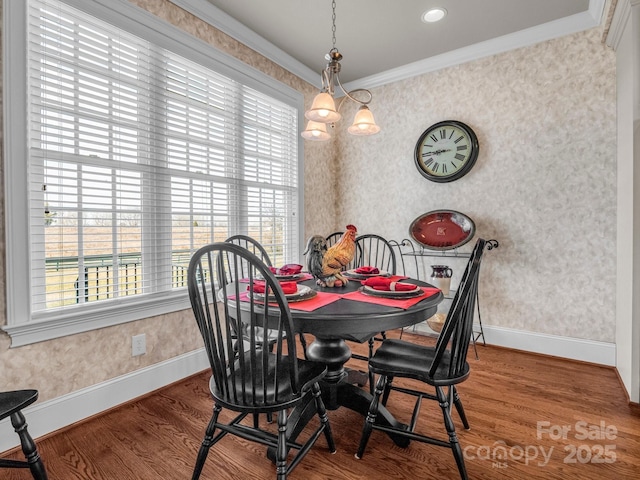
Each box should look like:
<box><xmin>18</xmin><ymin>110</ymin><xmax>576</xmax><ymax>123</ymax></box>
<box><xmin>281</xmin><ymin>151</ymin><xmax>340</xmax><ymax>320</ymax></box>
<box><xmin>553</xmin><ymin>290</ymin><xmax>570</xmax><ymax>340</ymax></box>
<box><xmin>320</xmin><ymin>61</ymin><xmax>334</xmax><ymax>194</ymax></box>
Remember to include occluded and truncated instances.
<box><xmin>409</xmin><ymin>210</ymin><xmax>475</xmax><ymax>251</ymax></box>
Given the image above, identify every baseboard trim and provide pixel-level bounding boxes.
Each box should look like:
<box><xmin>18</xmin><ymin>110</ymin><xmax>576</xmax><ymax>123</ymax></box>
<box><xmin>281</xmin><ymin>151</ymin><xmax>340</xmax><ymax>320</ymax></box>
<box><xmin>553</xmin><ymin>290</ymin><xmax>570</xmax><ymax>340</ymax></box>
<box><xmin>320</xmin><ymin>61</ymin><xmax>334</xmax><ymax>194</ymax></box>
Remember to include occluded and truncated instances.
<box><xmin>412</xmin><ymin>323</ymin><xmax>616</xmax><ymax>366</ymax></box>
<box><xmin>1</xmin><ymin>326</ymin><xmax>617</xmax><ymax>452</ymax></box>
<box><xmin>0</xmin><ymin>348</ymin><xmax>208</xmax><ymax>453</ymax></box>
<box><xmin>481</xmin><ymin>325</ymin><xmax>616</xmax><ymax>366</ymax></box>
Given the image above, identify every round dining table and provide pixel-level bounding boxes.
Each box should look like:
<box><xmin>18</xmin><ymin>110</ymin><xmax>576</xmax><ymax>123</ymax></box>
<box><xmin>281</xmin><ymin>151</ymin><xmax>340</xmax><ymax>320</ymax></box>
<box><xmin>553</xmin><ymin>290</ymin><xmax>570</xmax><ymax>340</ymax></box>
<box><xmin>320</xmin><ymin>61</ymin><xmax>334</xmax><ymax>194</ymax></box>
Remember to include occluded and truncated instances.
<box><xmin>284</xmin><ymin>275</ymin><xmax>443</xmax><ymax>447</ymax></box>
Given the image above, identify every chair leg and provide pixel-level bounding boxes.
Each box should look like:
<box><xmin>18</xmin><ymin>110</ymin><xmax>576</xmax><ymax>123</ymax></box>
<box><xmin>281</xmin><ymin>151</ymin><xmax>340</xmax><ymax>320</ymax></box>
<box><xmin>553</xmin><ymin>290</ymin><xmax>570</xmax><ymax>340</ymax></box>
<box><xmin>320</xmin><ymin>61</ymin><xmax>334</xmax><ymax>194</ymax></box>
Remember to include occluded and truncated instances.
<box><xmin>192</xmin><ymin>405</ymin><xmax>222</xmax><ymax>480</ymax></box>
<box><xmin>436</xmin><ymin>387</ymin><xmax>468</xmax><ymax>480</ymax></box>
<box><xmin>311</xmin><ymin>382</ymin><xmax>336</xmax><ymax>453</ymax></box>
<box><xmin>452</xmin><ymin>387</ymin><xmax>470</xmax><ymax>429</ymax></box>
<box><xmin>355</xmin><ymin>375</ymin><xmax>387</xmax><ymax>460</ymax></box>
<box><xmin>381</xmin><ymin>376</ymin><xmax>394</xmax><ymax>406</ymax></box>
<box><xmin>299</xmin><ymin>333</ymin><xmax>308</xmax><ymax>359</ymax></box>
<box><xmin>276</xmin><ymin>409</ymin><xmax>288</xmax><ymax>480</ymax></box>
<box><xmin>10</xmin><ymin>411</ymin><xmax>48</xmax><ymax>480</ymax></box>
<box><xmin>367</xmin><ymin>337</ymin><xmax>376</xmax><ymax>395</ymax></box>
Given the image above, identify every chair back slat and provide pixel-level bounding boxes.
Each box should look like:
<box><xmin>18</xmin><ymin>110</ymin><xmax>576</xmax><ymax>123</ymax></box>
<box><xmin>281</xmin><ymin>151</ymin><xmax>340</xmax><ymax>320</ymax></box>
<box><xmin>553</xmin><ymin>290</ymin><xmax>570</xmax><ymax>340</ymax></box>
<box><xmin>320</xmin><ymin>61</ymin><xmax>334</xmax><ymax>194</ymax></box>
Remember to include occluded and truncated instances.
<box><xmin>429</xmin><ymin>238</ymin><xmax>486</xmax><ymax>379</ymax></box>
<box><xmin>354</xmin><ymin>234</ymin><xmax>397</xmax><ymax>274</ymax></box>
<box><xmin>325</xmin><ymin>231</ymin><xmax>343</xmax><ymax>248</ymax></box>
<box><xmin>225</xmin><ymin>235</ymin><xmax>273</xmax><ymax>267</ymax></box>
<box><xmin>188</xmin><ymin>243</ymin><xmax>300</xmax><ymax>409</ymax></box>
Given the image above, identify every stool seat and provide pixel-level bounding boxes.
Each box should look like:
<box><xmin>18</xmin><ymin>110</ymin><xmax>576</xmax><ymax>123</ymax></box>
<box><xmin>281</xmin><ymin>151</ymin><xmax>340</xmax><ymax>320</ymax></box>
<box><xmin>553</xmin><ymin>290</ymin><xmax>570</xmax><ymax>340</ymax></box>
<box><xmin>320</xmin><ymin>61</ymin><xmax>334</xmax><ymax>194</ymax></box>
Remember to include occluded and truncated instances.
<box><xmin>0</xmin><ymin>389</ymin><xmax>48</xmax><ymax>479</ymax></box>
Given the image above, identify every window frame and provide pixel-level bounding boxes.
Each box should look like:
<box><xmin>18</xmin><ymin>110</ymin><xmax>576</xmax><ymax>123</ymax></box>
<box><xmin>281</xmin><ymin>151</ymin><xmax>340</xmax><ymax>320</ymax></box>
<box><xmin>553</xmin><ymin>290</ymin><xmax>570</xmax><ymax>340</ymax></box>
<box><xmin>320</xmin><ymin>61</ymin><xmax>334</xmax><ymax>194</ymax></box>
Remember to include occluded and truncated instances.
<box><xmin>2</xmin><ymin>0</ymin><xmax>305</xmax><ymax>347</ymax></box>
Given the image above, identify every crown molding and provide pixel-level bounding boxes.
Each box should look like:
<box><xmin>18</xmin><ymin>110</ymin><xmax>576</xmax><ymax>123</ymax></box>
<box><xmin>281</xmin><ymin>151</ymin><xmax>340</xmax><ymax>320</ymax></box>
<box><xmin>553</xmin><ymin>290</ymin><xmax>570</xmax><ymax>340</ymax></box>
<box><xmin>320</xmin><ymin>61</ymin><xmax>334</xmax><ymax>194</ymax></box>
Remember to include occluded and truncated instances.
<box><xmin>344</xmin><ymin>4</ymin><xmax>606</xmax><ymax>92</ymax></box>
<box><xmin>169</xmin><ymin>0</ymin><xmax>321</xmax><ymax>88</ymax></box>
<box><xmin>171</xmin><ymin>0</ymin><xmax>604</xmax><ymax>92</ymax></box>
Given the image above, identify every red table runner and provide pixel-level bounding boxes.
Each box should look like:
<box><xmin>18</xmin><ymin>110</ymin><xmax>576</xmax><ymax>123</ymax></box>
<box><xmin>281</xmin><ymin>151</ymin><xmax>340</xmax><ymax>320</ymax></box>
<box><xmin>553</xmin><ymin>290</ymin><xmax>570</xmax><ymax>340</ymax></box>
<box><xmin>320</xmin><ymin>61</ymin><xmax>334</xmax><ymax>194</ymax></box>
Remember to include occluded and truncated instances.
<box><xmin>236</xmin><ymin>290</ymin><xmax>342</xmax><ymax>312</ymax></box>
<box><xmin>288</xmin><ymin>291</ymin><xmax>342</xmax><ymax>311</ymax></box>
<box><xmin>341</xmin><ymin>287</ymin><xmax>441</xmax><ymax>310</ymax></box>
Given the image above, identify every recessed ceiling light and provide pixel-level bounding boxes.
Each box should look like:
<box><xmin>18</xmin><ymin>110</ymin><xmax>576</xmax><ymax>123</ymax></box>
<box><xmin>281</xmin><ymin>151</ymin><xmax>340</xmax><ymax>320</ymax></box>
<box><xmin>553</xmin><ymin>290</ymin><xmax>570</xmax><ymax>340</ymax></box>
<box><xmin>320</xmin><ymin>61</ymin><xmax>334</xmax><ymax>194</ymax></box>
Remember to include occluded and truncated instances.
<box><xmin>422</xmin><ymin>7</ymin><xmax>447</xmax><ymax>23</ymax></box>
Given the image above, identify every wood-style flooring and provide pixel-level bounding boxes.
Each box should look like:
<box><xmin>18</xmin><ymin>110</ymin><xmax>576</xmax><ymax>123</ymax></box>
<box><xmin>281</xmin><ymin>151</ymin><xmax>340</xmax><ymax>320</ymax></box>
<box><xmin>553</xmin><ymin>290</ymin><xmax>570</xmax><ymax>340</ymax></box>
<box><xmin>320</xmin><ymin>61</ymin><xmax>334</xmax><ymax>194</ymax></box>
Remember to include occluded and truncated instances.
<box><xmin>4</xmin><ymin>331</ymin><xmax>640</xmax><ymax>479</ymax></box>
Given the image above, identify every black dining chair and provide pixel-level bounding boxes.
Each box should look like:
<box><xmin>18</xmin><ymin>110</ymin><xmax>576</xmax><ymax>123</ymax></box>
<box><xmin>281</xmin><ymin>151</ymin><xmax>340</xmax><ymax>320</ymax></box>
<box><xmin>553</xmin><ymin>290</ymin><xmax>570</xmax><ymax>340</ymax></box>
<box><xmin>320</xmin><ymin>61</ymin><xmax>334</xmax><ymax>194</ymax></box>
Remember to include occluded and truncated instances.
<box><xmin>188</xmin><ymin>242</ymin><xmax>336</xmax><ymax>480</ymax></box>
<box><xmin>225</xmin><ymin>234</ymin><xmax>274</xmax><ymax>265</ymax></box>
<box><xmin>349</xmin><ymin>234</ymin><xmax>398</xmax><ymax>393</ymax></box>
<box><xmin>355</xmin><ymin>238</ymin><xmax>487</xmax><ymax>480</ymax></box>
<box><xmin>0</xmin><ymin>390</ymin><xmax>48</xmax><ymax>479</ymax></box>
<box><xmin>325</xmin><ymin>231</ymin><xmax>343</xmax><ymax>248</ymax></box>
<box><xmin>353</xmin><ymin>234</ymin><xmax>397</xmax><ymax>275</ymax></box>
<box><xmin>225</xmin><ymin>234</ymin><xmax>307</xmax><ymax>358</ymax></box>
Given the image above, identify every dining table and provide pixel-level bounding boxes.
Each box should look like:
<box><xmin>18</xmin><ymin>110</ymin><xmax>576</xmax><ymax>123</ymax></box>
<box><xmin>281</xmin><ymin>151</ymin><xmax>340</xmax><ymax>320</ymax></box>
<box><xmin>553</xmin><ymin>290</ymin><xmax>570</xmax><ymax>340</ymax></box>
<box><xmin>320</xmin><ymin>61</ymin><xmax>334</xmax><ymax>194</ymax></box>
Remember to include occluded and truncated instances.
<box><xmin>266</xmin><ymin>271</ymin><xmax>444</xmax><ymax>448</ymax></box>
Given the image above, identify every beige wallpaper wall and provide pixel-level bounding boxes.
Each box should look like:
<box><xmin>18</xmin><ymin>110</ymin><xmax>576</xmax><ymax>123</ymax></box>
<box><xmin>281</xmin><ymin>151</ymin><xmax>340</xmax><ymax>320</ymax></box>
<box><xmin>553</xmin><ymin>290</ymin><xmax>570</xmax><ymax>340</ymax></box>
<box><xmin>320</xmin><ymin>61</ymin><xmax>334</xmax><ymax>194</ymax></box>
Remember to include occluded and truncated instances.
<box><xmin>0</xmin><ymin>0</ymin><xmax>335</xmax><ymax>402</ymax></box>
<box><xmin>334</xmin><ymin>27</ymin><xmax>617</xmax><ymax>342</ymax></box>
<box><xmin>0</xmin><ymin>0</ymin><xmax>617</xmax><ymax>408</ymax></box>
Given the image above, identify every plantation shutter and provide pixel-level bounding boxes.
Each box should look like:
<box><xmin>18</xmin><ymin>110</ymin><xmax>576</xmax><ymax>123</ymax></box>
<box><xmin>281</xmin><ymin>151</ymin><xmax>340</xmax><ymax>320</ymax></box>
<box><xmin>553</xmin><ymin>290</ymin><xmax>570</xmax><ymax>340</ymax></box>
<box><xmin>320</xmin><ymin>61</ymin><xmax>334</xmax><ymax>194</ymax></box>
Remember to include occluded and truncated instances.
<box><xmin>26</xmin><ymin>0</ymin><xmax>299</xmax><ymax>315</ymax></box>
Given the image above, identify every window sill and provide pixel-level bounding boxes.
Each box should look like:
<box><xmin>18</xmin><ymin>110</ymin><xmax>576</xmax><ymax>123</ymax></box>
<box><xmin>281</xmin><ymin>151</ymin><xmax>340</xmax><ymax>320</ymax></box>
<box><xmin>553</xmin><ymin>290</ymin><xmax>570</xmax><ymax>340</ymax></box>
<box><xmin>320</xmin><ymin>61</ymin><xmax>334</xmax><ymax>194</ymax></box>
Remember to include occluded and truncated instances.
<box><xmin>1</xmin><ymin>290</ymin><xmax>191</xmax><ymax>347</ymax></box>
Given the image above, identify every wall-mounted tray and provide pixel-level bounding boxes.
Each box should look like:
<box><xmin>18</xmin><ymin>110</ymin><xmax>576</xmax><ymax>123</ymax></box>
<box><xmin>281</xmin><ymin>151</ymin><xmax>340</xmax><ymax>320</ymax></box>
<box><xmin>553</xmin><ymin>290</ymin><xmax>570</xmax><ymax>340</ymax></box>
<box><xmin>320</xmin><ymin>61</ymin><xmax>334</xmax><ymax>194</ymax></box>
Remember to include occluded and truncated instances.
<box><xmin>409</xmin><ymin>210</ymin><xmax>475</xmax><ymax>251</ymax></box>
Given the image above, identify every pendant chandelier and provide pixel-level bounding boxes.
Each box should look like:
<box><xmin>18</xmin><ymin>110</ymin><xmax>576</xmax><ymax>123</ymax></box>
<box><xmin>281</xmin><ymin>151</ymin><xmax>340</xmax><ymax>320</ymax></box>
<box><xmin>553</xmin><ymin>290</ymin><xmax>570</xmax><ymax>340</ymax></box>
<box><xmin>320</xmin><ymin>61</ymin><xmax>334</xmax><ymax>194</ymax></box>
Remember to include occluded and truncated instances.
<box><xmin>301</xmin><ymin>0</ymin><xmax>380</xmax><ymax>141</ymax></box>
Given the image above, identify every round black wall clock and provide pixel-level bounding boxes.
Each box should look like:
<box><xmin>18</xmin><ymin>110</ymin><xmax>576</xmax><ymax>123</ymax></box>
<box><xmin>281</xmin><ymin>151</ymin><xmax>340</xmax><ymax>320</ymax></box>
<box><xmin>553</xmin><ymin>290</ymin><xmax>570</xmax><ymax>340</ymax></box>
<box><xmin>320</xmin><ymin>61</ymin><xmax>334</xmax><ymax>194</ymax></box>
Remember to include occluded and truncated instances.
<box><xmin>414</xmin><ymin>120</ymin><xmax>479</xmax><ymax>183</ymax></box>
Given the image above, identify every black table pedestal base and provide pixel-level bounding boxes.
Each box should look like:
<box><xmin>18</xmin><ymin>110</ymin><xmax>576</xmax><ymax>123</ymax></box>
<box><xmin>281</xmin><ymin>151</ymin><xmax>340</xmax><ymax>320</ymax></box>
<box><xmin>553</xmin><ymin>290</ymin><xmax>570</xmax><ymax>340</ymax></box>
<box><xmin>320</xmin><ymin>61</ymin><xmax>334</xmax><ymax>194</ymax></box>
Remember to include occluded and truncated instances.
<box><xmin>273</xmin><ymin>337</ymin><xmax>410</xmax><ymax>454</ymax></box>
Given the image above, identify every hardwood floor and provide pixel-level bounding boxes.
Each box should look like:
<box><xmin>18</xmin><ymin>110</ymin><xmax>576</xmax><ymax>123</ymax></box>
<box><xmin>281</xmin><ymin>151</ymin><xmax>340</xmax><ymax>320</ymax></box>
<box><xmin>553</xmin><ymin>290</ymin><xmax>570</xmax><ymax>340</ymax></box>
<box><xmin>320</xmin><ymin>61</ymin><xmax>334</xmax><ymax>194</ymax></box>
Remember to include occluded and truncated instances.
<box><xmin>4</xmin><ymin>331</ymin><xmax>640</xmax><ymax>479</ymax></box>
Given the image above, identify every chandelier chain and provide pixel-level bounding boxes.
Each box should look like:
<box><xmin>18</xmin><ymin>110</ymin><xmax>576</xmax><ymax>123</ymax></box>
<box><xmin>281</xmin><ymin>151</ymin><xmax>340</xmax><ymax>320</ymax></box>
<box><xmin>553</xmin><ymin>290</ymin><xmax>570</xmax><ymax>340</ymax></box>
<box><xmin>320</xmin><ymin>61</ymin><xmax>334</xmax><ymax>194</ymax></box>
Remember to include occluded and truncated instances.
<box><xmin>331</xmin><ymin>0</ymin><xmax>337</xmax><ymax>49</ymax></box>
<box><xmin>301</xmin><ymin>0</ymin><xmax>380</xmax><ymax>140</ymax></box>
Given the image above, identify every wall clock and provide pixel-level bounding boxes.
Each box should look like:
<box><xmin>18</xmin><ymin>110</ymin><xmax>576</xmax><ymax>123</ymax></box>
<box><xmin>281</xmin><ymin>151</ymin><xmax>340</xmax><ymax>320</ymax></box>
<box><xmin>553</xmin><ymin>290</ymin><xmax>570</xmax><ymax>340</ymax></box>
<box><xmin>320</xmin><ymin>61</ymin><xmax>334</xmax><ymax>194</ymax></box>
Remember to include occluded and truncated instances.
<box><xmin>414</xmin><ymin>120</ymin><xmax>479</xmax><ymax>183</ymax></box>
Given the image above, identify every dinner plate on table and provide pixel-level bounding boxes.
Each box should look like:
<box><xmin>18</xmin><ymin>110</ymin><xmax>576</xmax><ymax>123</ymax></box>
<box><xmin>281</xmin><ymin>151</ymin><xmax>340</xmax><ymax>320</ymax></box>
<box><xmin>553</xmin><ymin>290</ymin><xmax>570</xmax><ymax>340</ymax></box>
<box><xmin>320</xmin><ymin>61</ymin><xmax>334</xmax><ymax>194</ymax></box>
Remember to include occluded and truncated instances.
<box><xmin>360</xmin><ymin>285</ymin><xmax>425</xmax><ymax>299</ymax></box>
<box><xmin>254</xmin><ymin>284</ymin><xmax>317</xmax><ymax>303</ymax></box>
<box><xmin>343</xmin><ymin>269</ymin><xmax>391</xmax><ymax>280</ymax></box>
<box><xmin>274</xmin><ymin>272</ymin><xmax>304</xmax><ymax>281</ymax></box>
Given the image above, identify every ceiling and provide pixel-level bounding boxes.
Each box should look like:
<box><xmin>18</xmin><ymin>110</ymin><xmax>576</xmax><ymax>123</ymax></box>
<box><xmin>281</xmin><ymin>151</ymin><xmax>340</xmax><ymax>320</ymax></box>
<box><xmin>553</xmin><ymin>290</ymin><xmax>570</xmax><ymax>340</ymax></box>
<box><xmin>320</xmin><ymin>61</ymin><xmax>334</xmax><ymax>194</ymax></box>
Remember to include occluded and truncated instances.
<box><xmin>186</xmin><ymin>0</ymin><xmax>605</xmax><ymax>89</ymax></box>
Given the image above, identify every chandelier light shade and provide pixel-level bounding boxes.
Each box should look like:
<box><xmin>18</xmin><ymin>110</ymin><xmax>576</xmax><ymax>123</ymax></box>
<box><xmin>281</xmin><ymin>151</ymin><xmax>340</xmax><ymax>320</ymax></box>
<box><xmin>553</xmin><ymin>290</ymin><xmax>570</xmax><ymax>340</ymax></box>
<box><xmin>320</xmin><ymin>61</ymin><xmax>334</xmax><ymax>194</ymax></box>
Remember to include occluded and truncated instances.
<box><xmin>301</xmin><ymin>120</ymin><xmax>331</xmax><ymax>141</ymax></box>
<box><xmin>347</xmin><ymin>105</ymin><xmax>381</xmax><ymax>135</ymax></box>
<box><xmin>305</xmin><ymin>92</ymin><xmax>341</xmax><ymax>123</ymax></box>
<box><xmin>302</xmin><ymin>0</ymin><xmax>380</xmax><ymax>141</ymax></box>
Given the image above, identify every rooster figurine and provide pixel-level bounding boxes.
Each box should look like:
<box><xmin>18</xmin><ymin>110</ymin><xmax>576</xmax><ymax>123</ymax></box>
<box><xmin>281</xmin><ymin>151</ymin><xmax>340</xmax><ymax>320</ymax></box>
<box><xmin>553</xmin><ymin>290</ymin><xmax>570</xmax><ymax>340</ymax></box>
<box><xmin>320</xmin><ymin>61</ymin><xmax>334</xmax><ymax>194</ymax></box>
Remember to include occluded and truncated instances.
<box><xmin>304</xmin><ymin>225</ymin><xmax>357</xmax><ymax>287</ymax></box>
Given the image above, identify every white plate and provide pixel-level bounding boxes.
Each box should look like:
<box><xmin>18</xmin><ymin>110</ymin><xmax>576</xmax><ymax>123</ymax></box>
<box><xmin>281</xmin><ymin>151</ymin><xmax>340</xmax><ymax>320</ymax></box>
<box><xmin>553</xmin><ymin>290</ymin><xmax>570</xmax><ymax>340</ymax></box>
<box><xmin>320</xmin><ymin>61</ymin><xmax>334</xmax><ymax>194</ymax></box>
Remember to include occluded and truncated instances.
<box><xmin>274</xmin><ymin>272</ymin><xmax>304</xmax><ymax>281</ymax></box>
<box><xmin>254</xmin><ymin>284</ymin><xmax>316</xmax><ymax>302</ymax></box>
<box><xmin>361</xmin><ymin>284</ymin><xmax>424</xmax><ymax>299</ymax></box>
<box><xmin>343</xmin><ymin>269</ymin><xmax>391</xmax><ymax>279</ymax></box>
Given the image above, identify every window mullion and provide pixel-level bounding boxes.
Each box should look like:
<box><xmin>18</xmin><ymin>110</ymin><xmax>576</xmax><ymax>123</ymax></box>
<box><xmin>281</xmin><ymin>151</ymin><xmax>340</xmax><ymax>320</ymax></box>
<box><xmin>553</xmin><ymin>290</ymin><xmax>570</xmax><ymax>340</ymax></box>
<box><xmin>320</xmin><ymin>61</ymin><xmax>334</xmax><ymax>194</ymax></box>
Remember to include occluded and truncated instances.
<box><xmin>4</xmin><ymin>0</ymin><xmax>302</xmax><ymax>344</ymax></box>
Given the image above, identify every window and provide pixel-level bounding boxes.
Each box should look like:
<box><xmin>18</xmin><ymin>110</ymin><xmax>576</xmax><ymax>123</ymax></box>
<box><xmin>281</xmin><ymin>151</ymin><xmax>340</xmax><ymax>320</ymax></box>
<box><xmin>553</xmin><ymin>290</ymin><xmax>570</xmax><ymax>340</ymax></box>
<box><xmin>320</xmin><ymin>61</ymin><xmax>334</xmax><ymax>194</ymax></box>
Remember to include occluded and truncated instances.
<box><xmin>3</xmin><ymin>0</ymin><xmax>303</xmax><ymax>346</ymax></box>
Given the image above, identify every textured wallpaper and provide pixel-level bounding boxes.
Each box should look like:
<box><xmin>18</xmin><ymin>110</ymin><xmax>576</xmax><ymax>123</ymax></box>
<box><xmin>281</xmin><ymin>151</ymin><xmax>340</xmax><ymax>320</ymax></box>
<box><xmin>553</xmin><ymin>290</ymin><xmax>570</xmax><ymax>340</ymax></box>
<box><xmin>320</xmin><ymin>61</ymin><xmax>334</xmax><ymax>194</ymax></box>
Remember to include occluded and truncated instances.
<box><xmin>334</xmin><ymin>27</ymin><xmax>617</xmax><ymax>342</ymax></box>
<box><xmin>0</xmin><ymin>0</ymin><xmax>335</xmax><ymax>401</ymax></box>
<box><xmin>0</xmin><ymin>0</ymin><xmax>617</xmax><ymax>405</ymax></box>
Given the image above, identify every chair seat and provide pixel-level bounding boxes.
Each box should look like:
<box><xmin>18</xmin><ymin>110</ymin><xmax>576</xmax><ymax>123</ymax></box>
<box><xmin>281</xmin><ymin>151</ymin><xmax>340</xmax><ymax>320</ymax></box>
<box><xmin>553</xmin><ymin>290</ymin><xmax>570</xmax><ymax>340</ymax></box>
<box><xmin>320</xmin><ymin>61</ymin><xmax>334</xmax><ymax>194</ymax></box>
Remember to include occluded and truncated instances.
<box><xmin>1</xmin><ymin>389</ymin><xmax>48</xmax><ymax>480</ymax></box>
<box><xmin>369</xmin><ymin>339</ymin><xmax>470</xmax><ymax>386</ymax></box>
<box><xmin>211</xmin><ymin>354</ymin><xmax>328</xmax><ymax>410</ymax></box>
<box><xmin>0</xmin><ymin>390</ymin><xmax>39</xmax><ymax>420</ymax></box>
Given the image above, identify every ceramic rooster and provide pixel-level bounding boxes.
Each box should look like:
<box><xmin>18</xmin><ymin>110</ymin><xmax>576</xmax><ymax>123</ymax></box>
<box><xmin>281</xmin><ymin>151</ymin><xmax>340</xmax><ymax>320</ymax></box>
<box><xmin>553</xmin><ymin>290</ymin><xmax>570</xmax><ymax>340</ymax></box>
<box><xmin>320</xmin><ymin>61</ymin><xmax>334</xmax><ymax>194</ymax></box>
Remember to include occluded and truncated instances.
<box><xmin>304</xmin><ymin>225</ymin><xmax>357</xmax><ymax>287</ymax></box>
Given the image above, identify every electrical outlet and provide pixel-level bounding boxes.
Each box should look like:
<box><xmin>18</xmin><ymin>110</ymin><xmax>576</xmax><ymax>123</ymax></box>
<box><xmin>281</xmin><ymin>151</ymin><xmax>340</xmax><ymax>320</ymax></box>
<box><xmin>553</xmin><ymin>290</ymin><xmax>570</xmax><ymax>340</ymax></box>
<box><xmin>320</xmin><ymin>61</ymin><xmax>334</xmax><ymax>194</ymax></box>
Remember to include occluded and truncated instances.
<box><xmin>132</xmin><ymin>333</ymin><xmax>146</xmax><ymax>356</ymax></box>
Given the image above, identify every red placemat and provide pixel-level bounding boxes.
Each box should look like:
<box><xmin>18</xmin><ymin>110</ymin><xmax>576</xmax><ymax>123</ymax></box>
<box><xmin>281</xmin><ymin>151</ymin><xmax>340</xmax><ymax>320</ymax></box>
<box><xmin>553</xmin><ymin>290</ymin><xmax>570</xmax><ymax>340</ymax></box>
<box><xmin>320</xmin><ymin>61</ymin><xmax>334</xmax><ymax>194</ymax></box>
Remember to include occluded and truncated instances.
<box><xmin>341</xmin><ymin>287</ymin><xmax>441</xmax><ymax>310</ymax></box>
<box><xmin>288</xmin><ymin>291</ymin><xmax>342</xmax><ymax>311</ymax></box>
<box><xmin>235</xmin><ymin>291</ymin><xmax>342</xmax><ymax>312</ymax></box>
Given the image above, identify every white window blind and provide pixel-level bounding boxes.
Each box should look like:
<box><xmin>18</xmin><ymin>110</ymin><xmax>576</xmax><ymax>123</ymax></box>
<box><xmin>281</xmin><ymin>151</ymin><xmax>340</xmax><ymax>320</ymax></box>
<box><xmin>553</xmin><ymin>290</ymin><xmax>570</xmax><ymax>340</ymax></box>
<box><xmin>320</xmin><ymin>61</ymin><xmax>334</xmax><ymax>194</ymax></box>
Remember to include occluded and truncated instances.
<box><xmin>6</xmin><ymin>0</ymin><xmax>300</xmax><ymax>338</ymax></box>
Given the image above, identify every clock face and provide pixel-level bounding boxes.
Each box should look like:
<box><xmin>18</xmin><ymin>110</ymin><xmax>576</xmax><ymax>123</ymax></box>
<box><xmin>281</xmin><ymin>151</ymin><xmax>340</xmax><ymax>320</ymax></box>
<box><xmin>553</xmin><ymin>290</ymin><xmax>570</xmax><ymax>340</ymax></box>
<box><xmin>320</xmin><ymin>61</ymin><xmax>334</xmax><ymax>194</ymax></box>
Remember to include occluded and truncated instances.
<box><xmin>414</xmin><ymin>120</ymin><xmax>479</xmax><ymax>183</ymax></box>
